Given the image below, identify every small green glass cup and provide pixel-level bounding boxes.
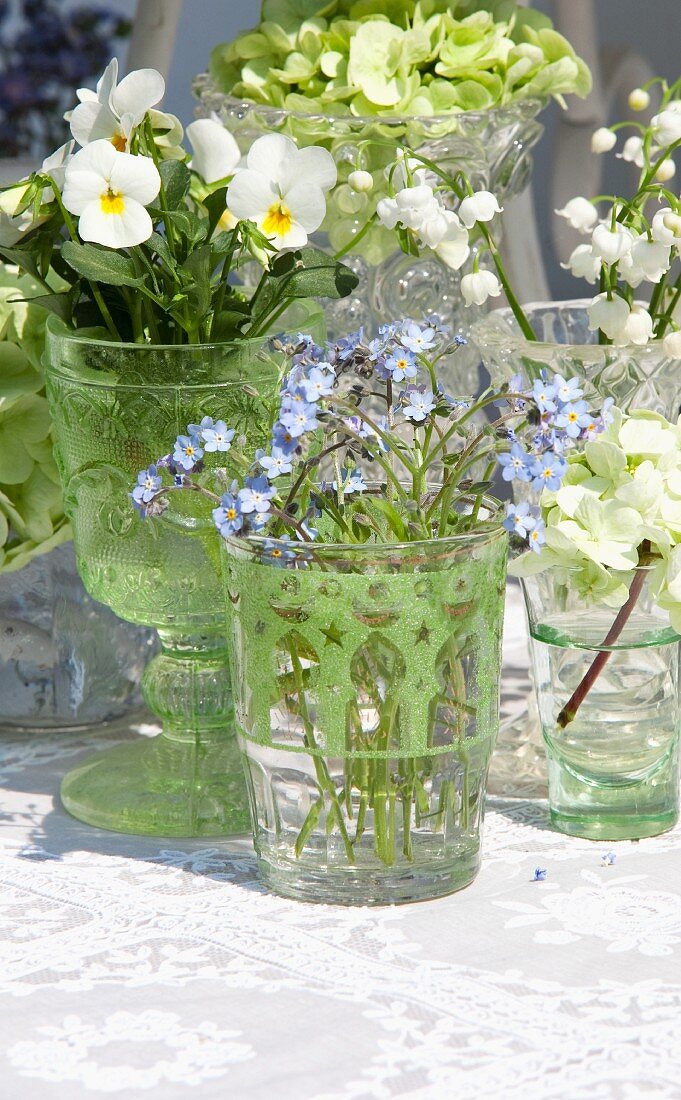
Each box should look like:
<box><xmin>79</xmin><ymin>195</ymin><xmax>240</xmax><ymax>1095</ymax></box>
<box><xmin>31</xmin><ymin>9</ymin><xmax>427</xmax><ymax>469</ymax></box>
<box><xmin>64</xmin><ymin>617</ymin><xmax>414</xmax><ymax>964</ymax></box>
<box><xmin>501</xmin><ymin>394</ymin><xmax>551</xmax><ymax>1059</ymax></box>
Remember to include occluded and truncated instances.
<box><xmin>45</xmin><ymin>308</ymin><xmax>322</xmax><ymax>836</ymax></box>
<box><xmin>522</xmin><ymin>570</ymin><xmax>681</xmax><ymax>840</ymax></box>
<box><xmin>222</xmin><ymin>524</ymin><xmax>507</xmax><ymax>905</ymax></box>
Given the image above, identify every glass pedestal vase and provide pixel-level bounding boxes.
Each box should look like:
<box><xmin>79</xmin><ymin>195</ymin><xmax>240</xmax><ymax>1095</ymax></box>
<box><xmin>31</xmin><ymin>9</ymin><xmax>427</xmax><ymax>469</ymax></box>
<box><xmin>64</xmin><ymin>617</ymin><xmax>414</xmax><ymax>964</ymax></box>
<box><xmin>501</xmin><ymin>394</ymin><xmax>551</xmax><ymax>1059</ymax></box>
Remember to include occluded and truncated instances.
<box><xmin>522</xmin><ymin>570</ymin><xmax>681</xmax><ymax>840</ymax></box>
<box><xmin>223</xmin><ymin>527</ymin><xmax>507</xmax><ymax>905</ymax></box>
<box><xmin>196</xmin><ymin>82</ymin><xmax>546</xmax><ymax>395</ymax></box>
<box><xmin>45</xmin><ymin>310</ymin><xmax>320</xmax><ymax>836</ymax></box>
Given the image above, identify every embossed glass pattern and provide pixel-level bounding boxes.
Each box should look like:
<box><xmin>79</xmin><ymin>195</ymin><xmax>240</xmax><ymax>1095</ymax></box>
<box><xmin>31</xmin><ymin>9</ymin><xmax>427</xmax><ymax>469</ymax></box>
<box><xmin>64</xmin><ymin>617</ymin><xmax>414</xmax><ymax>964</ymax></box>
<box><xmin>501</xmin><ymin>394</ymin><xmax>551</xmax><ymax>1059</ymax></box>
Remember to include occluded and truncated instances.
<box><xmin>223</xmin><ymin>528</ymin><xmax>507</xmax><ymax>904</ymax></box>
<box><xmin>45</xmin><ymin>310</ymin><xmax>321</xmax><ymax>837</ymax></box>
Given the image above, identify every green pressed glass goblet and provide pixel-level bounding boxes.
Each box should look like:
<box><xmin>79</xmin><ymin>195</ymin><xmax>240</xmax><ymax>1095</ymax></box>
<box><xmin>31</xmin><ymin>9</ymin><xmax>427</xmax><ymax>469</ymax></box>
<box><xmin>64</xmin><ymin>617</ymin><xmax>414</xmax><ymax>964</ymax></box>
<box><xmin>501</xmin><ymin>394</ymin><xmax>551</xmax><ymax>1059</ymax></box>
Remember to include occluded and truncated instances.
<box><xmin>45</xmin><ymin>312</ymin><xmax>319</xmax><ymax>836</ymax></box>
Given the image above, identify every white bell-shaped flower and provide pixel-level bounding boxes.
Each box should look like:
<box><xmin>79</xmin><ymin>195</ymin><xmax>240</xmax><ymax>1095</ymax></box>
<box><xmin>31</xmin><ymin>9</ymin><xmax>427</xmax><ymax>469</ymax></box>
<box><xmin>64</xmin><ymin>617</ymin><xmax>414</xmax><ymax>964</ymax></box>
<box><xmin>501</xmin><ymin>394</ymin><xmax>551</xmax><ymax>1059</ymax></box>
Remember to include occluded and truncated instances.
<box><xmin>186</xmin><ymin>117</ymin><xmax>241</xmax><ymax>184</ymax></box>
<box><xmin>461</xmin><ymin>269</ymin><xmax>502</xmax><ymax>307</ymax></box>
<box><xmin>591</xmin><ymin>222</ymin><xmax>634</xmax><ymax>264</ymax></box>
<box><xmin>587</xmin><ymin>292</ymin><xmax>630</xmax><ymax>340</ymax></box>
<box><xmin>663</xmin><ymin>330</ymin><xmax>681</xmax><ymax>357</ymax></box>
<box><xmin>62</xmin><ymin>139</ymin><xmax>160</xmax><ymax>248</ymax></box>
<box><xmin>434</xmin><ymin>213</ymin><xmax>470</xmax><ymax>271</ymax></box>
<box><xmin>458</xmin><ymin>190</ymin><xmax>503</xmax><ymax>229</ymax></box>
<box><xmin>617</xmin><ymin>305</ymin><xmax>654</xmax><ymax>346</ymax></box>
<box><xmin>591</xmin><ymin>127</ymin><xmax>616</xmax><ymax>154</ymax></box>
<box><xmin>628</xmin><ymin>236</ymin><xmax>672</xmax><ymax>283</ymax></box>
<box><xmin>555</xmin><ymin>197</ymin><xmax>598</xmax><ymax>232</ymax></box>
<box><xmin>561</xmin><ymin>243</ymin><xmax>601</xmax><ymax>284</ymax></box>
<box><xmin>617</xmin><ymin>136</ymin><xmax>646</xmax><ymax>167</ymax></box>
<box><xmin>652</xmin><ymin>102</ymin><xmax>681</xmax><ymax>146</ymax></box>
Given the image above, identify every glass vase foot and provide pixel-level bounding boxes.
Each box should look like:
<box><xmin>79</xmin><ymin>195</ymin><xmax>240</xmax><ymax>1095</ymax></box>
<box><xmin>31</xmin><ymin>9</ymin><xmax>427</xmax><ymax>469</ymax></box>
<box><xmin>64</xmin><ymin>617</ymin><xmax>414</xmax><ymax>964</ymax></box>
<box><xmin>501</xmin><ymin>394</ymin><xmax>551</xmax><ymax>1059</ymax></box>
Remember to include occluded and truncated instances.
<box><xmin>60</xmin><ymin>732</ymin><xmax>251</xmax><ymax>836</ymax></box>
<box><xmin>254</xmin><ymin>842</ymin><xmax>481</xmax><ymax>906</ymax></box>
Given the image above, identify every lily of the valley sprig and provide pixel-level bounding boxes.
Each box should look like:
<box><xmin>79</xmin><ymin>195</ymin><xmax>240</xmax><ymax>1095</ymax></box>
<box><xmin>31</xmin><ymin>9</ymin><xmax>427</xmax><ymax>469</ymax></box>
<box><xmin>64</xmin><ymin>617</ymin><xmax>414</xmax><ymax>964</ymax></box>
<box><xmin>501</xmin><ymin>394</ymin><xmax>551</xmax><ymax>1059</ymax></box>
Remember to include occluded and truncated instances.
<box><xmin>130</xmin><ymin>317</ymin><xmax>595</xmax><ymax>561</ymax></box>
<box><xmin>0</xmin><ymin>57</ymin><xmax>357</xmax><ymax>345</ymax></box>
<box><xmin>360</xmin><ymin>74</ymin><xmax>681</xmax><ymax>348</ymax></box>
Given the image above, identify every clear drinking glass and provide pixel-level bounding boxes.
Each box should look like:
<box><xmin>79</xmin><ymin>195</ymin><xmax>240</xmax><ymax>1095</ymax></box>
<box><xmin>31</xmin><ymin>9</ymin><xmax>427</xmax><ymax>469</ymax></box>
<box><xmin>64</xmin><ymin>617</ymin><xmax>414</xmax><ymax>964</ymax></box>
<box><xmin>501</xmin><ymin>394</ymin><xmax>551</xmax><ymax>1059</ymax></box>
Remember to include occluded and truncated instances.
<box><xmin>223</xmin><ymin>524</ymin><xmax>507</xmax><ymax>904</ymax></box>
<box><xmin>522</xmin><ymin>569</ymin><xmax>681</xmax><ymax>840</ymax></box>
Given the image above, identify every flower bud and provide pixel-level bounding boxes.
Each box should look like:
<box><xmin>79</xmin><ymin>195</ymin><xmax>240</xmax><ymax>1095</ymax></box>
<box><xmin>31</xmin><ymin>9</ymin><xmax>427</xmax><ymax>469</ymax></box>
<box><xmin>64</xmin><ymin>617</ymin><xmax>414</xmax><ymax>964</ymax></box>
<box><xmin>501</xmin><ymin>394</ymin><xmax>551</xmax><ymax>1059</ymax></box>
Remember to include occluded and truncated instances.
<box><xmin>591</xmin><ymin>127</ymin><xmax>617</xmax><ymax>154</ymax></box>
<box><xmin>663</xmin><ymin>330</ymin><xmax>681</xmax><ymax>357</ymax></box>
<box><xmin>655</xmin><ymin>158</ymin><xmax>676</xmax><ymax>182</ymax></box>
<box><xmin>348</xmin><ymin>169</ymin><xmax>373</xmax><ymax>193</ymax></box>
<box><xmin>628</xmin><ymin>88</ymin><xmax>650</xmax><ymax>112</ymax></box>
<box><xmin>663</xmin><ymin>210</ymin><xmax>681</xmax><ymax>236</ymax></box>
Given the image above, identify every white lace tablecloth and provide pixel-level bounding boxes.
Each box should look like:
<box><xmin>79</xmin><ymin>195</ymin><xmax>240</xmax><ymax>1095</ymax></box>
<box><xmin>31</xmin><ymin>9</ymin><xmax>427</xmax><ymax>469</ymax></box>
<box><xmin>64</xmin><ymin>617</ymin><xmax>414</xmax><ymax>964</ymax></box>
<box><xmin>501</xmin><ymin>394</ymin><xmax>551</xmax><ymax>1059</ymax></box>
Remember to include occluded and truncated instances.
<box><xmin>2</xmin><ymin>586</ymin><xmax>681</xmax><ymax>1100</ymax></box>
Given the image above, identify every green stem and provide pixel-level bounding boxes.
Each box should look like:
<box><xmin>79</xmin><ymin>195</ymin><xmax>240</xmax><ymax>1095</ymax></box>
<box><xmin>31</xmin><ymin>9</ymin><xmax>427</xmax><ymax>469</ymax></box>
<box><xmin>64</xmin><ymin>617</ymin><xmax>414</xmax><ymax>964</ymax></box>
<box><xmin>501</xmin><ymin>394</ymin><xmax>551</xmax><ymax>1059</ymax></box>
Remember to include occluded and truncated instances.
<box><xmin>334</xmin><ymin>216</ymin><xmax>374</xmax><ymax>261</ymax></box>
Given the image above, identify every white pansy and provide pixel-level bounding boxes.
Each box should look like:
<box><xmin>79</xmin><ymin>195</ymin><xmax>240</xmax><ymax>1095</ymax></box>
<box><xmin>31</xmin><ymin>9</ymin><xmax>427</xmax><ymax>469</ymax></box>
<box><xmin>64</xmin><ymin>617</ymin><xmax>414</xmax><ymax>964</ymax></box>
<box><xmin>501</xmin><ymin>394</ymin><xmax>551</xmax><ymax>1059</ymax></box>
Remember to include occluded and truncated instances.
<box><xmin>62</xmin><ymin>140</ymin><xmax>160</xmax><ymax>248</ymax></box>
<box><xmin>186</xmin><ymin>118</ymin><xmax>241</xmax><ymax>184</ymax></box>
<box><xmin>651</xmin><ymin>102</ymin><xmax>681</xmax><ymax>146</ymax></box>
<box><xmin>561</xmin><ymin>243</ymin><xmax>601</xmax><ymax>284</ymax></box>
<box><xmin>70</xmin><ymin>58</ymin><xmax>165</xmax><ymax>150</ymax></box>
<box><xmin>618</xmin><ymin>136</ymin><xmax>646</xmax><ymax>167</ymax></box>
<box><xmin>655</xmin><ymin>158</ymin><xmax>676</xmax><ymax>182</ymax></box>
<box><xmin>591</xmin><ymin>127</ymin><xmax>617</xmax><ymax>154</ymax></box>
<box><xmin>458</xmin><ymin>190</ymin><xmax>503</xmax><ymax>229</ymax></box>
<box><xmin>628</xmin><ymin>88</ymin><xmax>651</xmax><ymax>111</ymax></box>
<box><xmin>627</xmin><ymin>236</ymin><xmax>672</xmax><ymax>283</ymax></box>
<box><xmin>617</xmin><ymin>304</ymin><xmax>654</xmax><ymax>346</ymax></box>
<box><xmin>461</xmin><ymin>269</ymin><xmax>502</xmax><ymax>307</ymax></box>
<box><xmin>226</xmin><ymin>133</ymin><xmax>336</xmax><ymax>250</ymax></box>
<box><xmin>348</xmin><ymin>170</ymin><xmax>373</xmax><ymax>193</ymax></box>
<box><xmin>149</xmin><ymin>110</ymin><xmax>184</xmax><ymax>160</ymax></box>
<box><xmin>587</xmin><ymin>293</ymin><xmax>630</xmax><ymax>340</ymax></box>
<box><xmin>555</xmin><ymin>197</ymin><xmax>598</xmax><ymax>232</ymax></box>
<box><xmin>663</xmin><ymin>331</ymin><xmax>681</xmax><ymax>357</ymax></box>
<box><xmin>591</xmin><ymin>222</ymin><xmax>634</xmax><ymax>264</ymax></box>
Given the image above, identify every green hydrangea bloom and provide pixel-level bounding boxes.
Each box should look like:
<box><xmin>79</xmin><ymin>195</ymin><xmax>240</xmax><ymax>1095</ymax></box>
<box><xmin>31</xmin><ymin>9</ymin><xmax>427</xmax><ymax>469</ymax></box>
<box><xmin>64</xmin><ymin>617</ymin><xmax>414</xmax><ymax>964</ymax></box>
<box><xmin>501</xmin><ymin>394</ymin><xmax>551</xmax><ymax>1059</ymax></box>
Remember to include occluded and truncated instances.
<box><xmin>0</xmin><ymin>264</ymin><xmax>70</xmax><ymax>574</ymax></box>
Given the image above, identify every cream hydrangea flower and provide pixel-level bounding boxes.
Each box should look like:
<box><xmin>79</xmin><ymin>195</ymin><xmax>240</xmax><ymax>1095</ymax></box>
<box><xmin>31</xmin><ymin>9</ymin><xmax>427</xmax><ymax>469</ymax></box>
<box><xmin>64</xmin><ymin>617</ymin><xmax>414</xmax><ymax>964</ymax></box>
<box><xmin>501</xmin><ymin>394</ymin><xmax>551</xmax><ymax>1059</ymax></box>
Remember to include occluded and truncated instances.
<box><xmin>69</xmin><ymin>58</ymin><xmax>165</xmax><ymax>151</ymax></box>
<box><xmin>226</xmin><ymin>134</ymin><xmax>336</xmax><ymax>250</ymax></box>
<box><xmin>62</xmin><ymin>140</ymin><xmax>161</xmax><ymax>248</ymax></box>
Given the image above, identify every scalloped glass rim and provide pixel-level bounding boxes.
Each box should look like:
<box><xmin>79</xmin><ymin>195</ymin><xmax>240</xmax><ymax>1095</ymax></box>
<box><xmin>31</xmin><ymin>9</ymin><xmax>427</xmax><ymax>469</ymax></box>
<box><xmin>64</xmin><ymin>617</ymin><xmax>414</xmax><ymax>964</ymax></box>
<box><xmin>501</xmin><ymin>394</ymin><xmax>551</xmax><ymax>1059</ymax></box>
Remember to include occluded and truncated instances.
<box><xmin>473</xmin><ymin>299</ymin><xmax>673</xmax><ymax>355</ymax></box>
<box><xmin>195</xmin><ymin>77</ymin><xmax>546</xmax><ymax>128</ymax></box>
<box><xmin>44</xmin><ymin>303</ymin><xmax>324</xmax><ymax>391</ymax></box>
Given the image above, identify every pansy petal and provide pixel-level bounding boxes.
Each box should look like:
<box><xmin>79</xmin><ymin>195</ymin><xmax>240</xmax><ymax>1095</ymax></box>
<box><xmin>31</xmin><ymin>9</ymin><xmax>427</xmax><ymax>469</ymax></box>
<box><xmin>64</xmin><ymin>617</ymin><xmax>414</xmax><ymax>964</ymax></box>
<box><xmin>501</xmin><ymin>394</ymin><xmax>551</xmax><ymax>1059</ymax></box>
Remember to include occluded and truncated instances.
<box><xmin>186</xmin><ymin>119</ymin><xmax>241</xmax><ymax>183</ymax></box>
<box><xmin>70</xmin><ymin>100</ymin><xmax>119</xmax><ymax>146</ymax></box>
<box><xmin>227</xmin><ymin>170</ymin><xmax>278</xmax><ymax>221</ymax></box>
<box><xmin>283</xmin><ymin>146</ymin><xmax>337</xmax><ymax>193</ymax></box>
<box><xmin>246</xmin><ymin>133</ymin><xmax>298</xmax><ymax>180</ymax></box>
<box><xmin>112</xmin><ymin>68</ymin><xmax>165</xmax><ymax>122</ymax></box>
<box><xmin>62</xmin><ymin>169</ymin><xmax>110</xmax><ymax>214</ymax></box>
<box><xmin>284</xmin><ymin>181</ymin><xmax>326</xmax><ymax>232</ymax></box>
<box><xmin>95</xmin><ymin>58</ymin><xmax>119</xmax><ymax>102</ymax></box>
<box><xmin>108</xmin><ymin>152</ymin><xmax>161</xmax><ymax>205</ymax></box>
<box><xmin>67</xmin><ymin>138</ymin><xmax>119</xmax><ymax>179</ymax></box>
<box><xmin>78</xmin><ymin>197</ymin><xmax>153</xmax><ymax>248</ymax></box>
<box><xmin>271</xmin><ymin>220</ymin><xmax>309</xmax><ymax>249</ymax></box>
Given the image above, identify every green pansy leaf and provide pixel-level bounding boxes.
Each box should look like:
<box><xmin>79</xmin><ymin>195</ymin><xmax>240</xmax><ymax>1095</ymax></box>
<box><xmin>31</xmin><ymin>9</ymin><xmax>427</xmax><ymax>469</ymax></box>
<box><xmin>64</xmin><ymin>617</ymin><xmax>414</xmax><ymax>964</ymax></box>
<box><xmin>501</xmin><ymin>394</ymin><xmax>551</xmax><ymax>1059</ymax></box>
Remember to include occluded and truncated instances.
<box><xmin>159</xmin><ymin>159</ymin><xmax>192</xmax><ymax>210</ymax></box>
<box><xmin>61</xmin><ymin>242</ymin><xmax>145</xmax><ymax>289</ymax></box>
<box><xmin>28</xmin><ymin>286</ymin><xmax>80</xmax><ymax>324</ymax></box>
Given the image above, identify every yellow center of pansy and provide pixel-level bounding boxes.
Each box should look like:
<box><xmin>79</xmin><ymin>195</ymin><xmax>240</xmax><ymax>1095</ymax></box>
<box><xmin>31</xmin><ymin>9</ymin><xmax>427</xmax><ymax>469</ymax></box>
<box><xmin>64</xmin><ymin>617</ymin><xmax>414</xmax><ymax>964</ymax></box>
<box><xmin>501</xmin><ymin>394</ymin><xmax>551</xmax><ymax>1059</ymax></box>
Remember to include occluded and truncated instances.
<box><xmin>218</xmin><ymin>208</ymin><xmax>238</xmax><ymax>231</ymax></box>
<box><xmin>111</xmin><ymin>132</ymin><xmax>127</xmax><ymax>152</ymax></box>
<box><xmin>100</xmin><ymin>189</ymin><xmax>125</xmax><ymax>215</ymax></box>
<box><xmin>262</xmin><ymin>200</ymin><xmax>292</xmax><ymax>238</ymax></box>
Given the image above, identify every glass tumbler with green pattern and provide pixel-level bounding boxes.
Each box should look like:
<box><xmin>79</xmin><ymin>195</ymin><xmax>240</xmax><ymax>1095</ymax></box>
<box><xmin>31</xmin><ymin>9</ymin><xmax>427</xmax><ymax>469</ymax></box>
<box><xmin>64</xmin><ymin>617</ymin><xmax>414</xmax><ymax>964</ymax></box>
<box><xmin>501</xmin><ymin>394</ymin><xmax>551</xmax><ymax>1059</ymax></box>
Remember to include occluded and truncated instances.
<box><xmin>45</xmin><ymin>313</ymin><xmax>319</xmax><ymax>837</ymax></box>
<box><xmin>222</xmin><ymin>526</ymin><xmax>507</xmax><ymax>905</ymax></box>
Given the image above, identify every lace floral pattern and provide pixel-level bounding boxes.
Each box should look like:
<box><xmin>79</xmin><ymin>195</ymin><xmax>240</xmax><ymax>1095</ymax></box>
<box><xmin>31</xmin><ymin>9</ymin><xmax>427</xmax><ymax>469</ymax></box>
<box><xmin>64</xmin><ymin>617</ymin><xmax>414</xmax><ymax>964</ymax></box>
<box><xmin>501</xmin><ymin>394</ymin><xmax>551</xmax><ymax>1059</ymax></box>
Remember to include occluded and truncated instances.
<box><xmin>1</xmin><ymin>588</ymin><xmax>680</xmax><ymax>1099</ymax></box>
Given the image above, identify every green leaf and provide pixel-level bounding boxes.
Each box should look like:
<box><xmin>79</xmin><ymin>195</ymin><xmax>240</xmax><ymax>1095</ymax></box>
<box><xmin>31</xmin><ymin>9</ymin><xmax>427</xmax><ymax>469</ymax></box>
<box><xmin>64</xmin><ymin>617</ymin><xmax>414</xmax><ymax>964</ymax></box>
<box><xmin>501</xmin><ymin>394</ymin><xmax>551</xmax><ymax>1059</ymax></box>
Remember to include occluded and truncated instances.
<box><xmin>159</xmin><ymin>159</ymin><xmax>191</xmax><ymax>210</ymax></box>
<box><xmin>162</xmin><ymin>209</ymin><xmax>206</xmax><ymax>245</ymax></box>
<box><xmin>203</xmin><ymin>188</ymin><xmax>229</xmax><ymax>236</ymax></box>
<box><xmin>28</xmin><ymin>287</ymin><xmax>80</xmax><ymax>324</ymax></box>
<box><xmin>62</xmin><ymin>242</ymin><xmax>145</xmax><ymax>288</ymax></box>
<box><xmin>210</xmin><ymin>310</ymin><xmax>251</xmax><ymax>341</ymax></box>
<box><xmin>147</xmin><ymin>231</ymin><xmax>176</xmax><ymax>271</ymax></box>
<box><xmin>361</xmin><ymin>497</ymin><xmax>408</xmax><ymax>541</ymax></box>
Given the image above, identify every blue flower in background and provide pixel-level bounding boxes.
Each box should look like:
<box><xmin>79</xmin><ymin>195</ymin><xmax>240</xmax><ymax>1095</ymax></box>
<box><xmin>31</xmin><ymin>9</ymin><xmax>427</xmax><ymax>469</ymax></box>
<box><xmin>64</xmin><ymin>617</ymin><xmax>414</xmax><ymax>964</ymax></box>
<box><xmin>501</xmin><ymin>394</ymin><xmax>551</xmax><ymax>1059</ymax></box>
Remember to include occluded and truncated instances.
<box><xmin>260</xmin><ymin>448</ymin><xmax>294</xmax><ymax>478</ymax></box>
<box><xmin>238</xmin><ymin>476</ymin><xmax>275</xmax><ymax>514</ymax></box>
<box><xmin>333</xmin><ymin>467</ymin><xmax>366</xmax><ymax>495</ymax></box>
<box><xmin>280</xmin><ymin>402</ymin><xmax>320</xmax><ymax>437</ymax></box>
<box><xmin>385</xmin><ymin>350</ymin><xmax>417</xmax><ymax>383</ymax></box>
<box><xmin>553</xmin><ymin>374</ymin><xmax>584</xmax><ymax>403</ymax></box>
<box><xmin>301</xmin><ymin>366</ymin><xmax>335</xmax><ymax>402</ymax></box>
<box><xmin>498</xmin><ymin>443</ymin><xmax>533</xmax><ymax>483</ymax></box>
<box><xmin>173</xmin><ymin>434</ymin><xmax>203</xmax><ymax>471</ymax></box>
<box><xmin>212</xmin><ymin>492</ymin><xmax>243</xmax><ymax>537</ymax></box>
<box><xmin>201</xmin><ymin>420</ymin><xmax>235</xmax><ymax>453</ymax></box>
<box><xmin>262</xmin><ymin>536</ymin><xmax>296</xmax><ymax>567</ymax></box>
<box><xmin>503</xmin><ymin>502</ymin><xmax>537</xmax><ymax>539</ymax></box>
<box><xmin>402</xmin><ymin>385</ymin><xmax>436</xmax><ymax>422</ymax></box>
<box><xmin>532</xmin><ymin>379</ymin><xmax>558</xmax><ymax>414</ymax></box>
<box><xmin>528</xmin><ymin>518</ymin><xmax>547</xmax><ymax>554</ymax></box>
<box><xmin>400</xmin><ymin>321</ymin><xmax>437</xmax><ymax>353</ymax></box>
<box><xmin>531</xmin><ymin>453</ymin><xmax>567</xmax><ymax>492</ymax></box>
<box><xmin>271</xmin><ymin>422</ymin><xmax>299</xmax><ymax>455</ymax></box>
<box><xmin>132</xmin><ymin>464</ymin><xmax>161</xmax><ymax>505</ymax></box>
<box><xmin>555</xmin><ymin>400</ymin><xmax>591</xmax><ymax>439</ymax></box>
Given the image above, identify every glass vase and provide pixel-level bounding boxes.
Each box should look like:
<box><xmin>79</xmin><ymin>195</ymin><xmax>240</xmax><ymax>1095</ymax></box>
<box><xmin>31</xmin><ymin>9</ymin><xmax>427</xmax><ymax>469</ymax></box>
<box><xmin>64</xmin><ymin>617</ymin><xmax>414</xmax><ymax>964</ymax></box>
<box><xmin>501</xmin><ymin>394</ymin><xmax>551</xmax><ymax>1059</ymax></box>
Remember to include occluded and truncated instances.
<box><xmin>0</xmin><ymin>541</ymin><xmax>155</xmax><ymax>731</ymax></box>
<box><xmin>44</xmin><ymin>306</ymin><xmax>321</xmax><ymax>836</ymax></box>
<box><xmin>195</xmin><ymin>81</ymin><xmax>546</xmax><ymax>394</ymax></box>
<box><xmin>222</xmin><ymin>526</ymin><xmax>507</xmax><ymax>905</ymax></box>
<box><xmin>475</xmin><ymin>299</ymin><xmax>681</xmax><ymax>418</ymax></box>
<box><xmin>522</xmin><ymin>570</ymin><xmax>680</xmax><ymax>840</ymax></box>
